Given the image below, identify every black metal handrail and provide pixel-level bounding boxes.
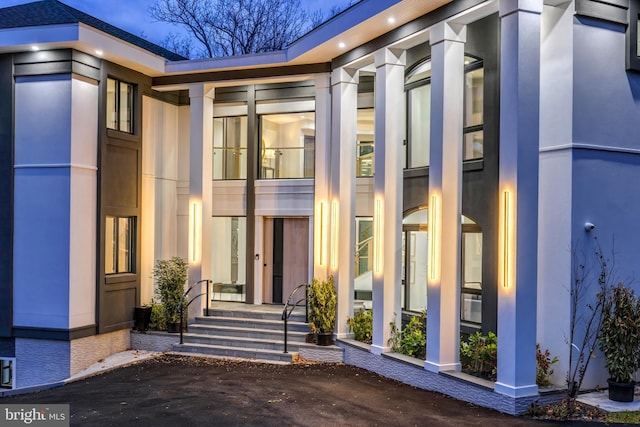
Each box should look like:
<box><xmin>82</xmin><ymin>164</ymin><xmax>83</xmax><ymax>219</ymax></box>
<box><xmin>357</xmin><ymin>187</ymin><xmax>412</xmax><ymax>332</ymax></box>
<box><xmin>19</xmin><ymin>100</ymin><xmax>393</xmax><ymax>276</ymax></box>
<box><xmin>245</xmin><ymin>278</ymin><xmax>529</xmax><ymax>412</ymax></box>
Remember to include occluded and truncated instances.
<box><xmin>178</xmin><ymin>279</ymin><xmax>211</xmax><ymax>345</ymax></box>
<box><xmin>281</xmin><ymin>283</ymin><xmax>308</xmax><ymax>354</ymax></box>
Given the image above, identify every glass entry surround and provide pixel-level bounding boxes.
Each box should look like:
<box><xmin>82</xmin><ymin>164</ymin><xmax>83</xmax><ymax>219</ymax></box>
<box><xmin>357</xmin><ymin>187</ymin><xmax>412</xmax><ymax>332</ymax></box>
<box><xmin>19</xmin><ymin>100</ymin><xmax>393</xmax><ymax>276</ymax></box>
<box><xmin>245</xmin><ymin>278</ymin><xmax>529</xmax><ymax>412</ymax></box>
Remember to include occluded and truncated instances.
<box><xmin>211</xmin><ymin>217</ymin><xmax>247</xmax><ymax>302</ymax></box>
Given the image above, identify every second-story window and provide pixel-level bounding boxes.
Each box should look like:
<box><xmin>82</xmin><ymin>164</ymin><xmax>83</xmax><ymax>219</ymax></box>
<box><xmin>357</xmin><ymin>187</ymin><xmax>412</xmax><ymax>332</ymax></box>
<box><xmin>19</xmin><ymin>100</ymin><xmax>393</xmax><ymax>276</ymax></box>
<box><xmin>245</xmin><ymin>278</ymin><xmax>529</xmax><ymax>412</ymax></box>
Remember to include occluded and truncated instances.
<box><xmin>463</xmin><ymin>56</ymin><xmax>484</xmax><ymax>161</ymax></box>
<box><xmin>106</xmin><ymin>78</ymin><xmax>134</xmax><ymax>133</ymax></box>
<box><xmin>259</xmin><ymin>113</ymin><xmax>315</xmax><ymax>179</ymax></box>
<box><xmin>213</xmin><ymin>116</ymin><xmax>247</xmax><ymax>180</ymax></box>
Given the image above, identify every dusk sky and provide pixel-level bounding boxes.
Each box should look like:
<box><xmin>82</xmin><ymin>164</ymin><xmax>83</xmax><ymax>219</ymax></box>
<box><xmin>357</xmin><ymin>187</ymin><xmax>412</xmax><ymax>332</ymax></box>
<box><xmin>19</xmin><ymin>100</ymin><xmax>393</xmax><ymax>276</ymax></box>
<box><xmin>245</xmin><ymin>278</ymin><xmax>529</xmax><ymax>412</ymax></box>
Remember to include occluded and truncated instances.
<box><xmin>3</xmin><ymin>0</ymin><xmax>353</xmax><ymax>47</ymax></box>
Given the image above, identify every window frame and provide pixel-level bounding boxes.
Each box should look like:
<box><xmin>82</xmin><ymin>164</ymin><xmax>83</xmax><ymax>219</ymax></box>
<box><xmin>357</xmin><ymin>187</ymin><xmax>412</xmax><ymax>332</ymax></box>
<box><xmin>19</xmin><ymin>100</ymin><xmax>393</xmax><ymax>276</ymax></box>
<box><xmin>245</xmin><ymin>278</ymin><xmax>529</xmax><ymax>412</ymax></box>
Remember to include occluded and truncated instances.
<box><xmin>106</xmin><ymin>78</ymin><xmax>135</xmax><ymax>134</ymax></box>
<box><xmin>213</xmin><ymin>115</ymin><xmax>248</xmax><ymax>180</ymax></box>
<box><xmin>463</xmin><ymin>56</ymin><xmax>484</xmax><ymax>161</ymax></box>
<box><xmin>0</xmin><ymin>358</ymin><xmax>15</xmax><ymax>389</ymax></box>
<box><xmin>105</xmin><ymin>216</ymin><xmax>136</xmax><ymax>275</ymax></box>
<box><xmin>404</xmin><ymin>58</ymin><xmax>432</xmax><ymax>170</ymax></box>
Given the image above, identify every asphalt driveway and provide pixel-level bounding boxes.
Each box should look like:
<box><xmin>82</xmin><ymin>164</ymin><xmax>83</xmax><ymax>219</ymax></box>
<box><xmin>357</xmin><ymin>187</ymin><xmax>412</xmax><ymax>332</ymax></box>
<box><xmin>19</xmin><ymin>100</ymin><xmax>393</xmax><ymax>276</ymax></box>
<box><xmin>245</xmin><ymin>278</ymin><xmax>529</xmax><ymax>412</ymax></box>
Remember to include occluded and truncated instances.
<box><xmin>2</xmin><ymin>354</ymin><xmax>596</xmax><ymax>426</ymax></box>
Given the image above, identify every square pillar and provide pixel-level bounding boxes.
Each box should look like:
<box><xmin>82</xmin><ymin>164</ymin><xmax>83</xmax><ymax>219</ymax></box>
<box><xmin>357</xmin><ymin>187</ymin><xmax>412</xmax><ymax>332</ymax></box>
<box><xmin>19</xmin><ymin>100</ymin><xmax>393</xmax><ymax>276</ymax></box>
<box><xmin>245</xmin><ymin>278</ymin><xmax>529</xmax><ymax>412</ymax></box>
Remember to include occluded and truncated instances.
<box><xmin>313</xmin><ymin>74</ymin><xmax>332</xmax><ymax>280</ymax></box>
<box><xmin>371</xmin><ymin>48</ymin><xmax>405</xmax><ymax>354</ymax></box>
<box><xmin>425</xmin><ymin>22</ymin><xmax>466</xmax><ymax>372</ymax></box>
<box><xmin>330</xmin><ymin>67</ymin><xmax>358</xmax><ymax>338</ymax></box>
<box><xmin>187</xmin><ymin>83</ymin><xmax>214</xmax><ymax>319</ymax></box>
<box><xmin>494</xmin><ymin>0</ymin><xmax>542</xmax><ymax>398</ymax></box>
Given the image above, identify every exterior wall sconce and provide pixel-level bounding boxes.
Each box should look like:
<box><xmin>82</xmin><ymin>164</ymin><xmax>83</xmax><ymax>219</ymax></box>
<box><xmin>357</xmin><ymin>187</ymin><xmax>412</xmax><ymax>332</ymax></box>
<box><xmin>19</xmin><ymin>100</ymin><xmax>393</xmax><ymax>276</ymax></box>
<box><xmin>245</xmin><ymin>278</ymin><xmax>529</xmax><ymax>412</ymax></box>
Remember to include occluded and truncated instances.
<box><xmin>428</xmin><ymin>194</ymin><xmax>440</xmax><ymax>283</ymax></box>
<box><xmin>330</xmin><ymin>200</ymin><xmax>339</xmax><ymax>270</ymax></box>
<box><xmin>189</xmin><ymin>201</ymin><xmax>202</xmax><ymax>263</ymax></box>
<box><xmin>374</xmin><ymin>198</ymin><xmax>383</xmax><ymax>274</ymax></box>
<box><xmin>316</xmin><ymin>201</ymin><xmax>326</xmax><ymax>266</ymax></box>
<box><xmin>500</xmin><ymin>190</ymin><xmax>514</xmax><ymax>288</ymax></box>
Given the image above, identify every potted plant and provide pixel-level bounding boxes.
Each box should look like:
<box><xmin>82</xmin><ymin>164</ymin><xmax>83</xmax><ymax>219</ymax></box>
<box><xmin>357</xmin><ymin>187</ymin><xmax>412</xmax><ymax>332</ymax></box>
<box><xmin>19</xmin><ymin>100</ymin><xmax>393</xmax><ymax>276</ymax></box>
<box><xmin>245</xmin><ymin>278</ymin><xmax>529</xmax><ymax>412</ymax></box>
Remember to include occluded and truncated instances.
<box><xmin>598</xmin><ymin>283</ymin><xmax>640</xmax><ymax>402</ymax></box>
<box><xmin>307</xmin><ymin>276</ymin><xmax>337</xmax><ymax>346</ymax></box>
<box><xmin>152</xmin><ymin>257</ymin><xmax>188</xmax><ymax>333</ymax></box>
<box><xmin>133</xmin><ymin>303</ymin><xmax>152</xmax><ymax>332</ymax></box>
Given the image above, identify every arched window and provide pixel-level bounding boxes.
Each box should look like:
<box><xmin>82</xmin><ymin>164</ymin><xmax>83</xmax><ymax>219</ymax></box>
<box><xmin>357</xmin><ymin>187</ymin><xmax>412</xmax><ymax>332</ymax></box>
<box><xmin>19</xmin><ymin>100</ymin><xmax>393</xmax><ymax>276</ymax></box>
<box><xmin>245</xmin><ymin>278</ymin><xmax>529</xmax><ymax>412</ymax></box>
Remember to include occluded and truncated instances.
<box><xmin>404</xmin><ymin>55</ymin><xmax>485</xmax><ymax>168</ymax></box>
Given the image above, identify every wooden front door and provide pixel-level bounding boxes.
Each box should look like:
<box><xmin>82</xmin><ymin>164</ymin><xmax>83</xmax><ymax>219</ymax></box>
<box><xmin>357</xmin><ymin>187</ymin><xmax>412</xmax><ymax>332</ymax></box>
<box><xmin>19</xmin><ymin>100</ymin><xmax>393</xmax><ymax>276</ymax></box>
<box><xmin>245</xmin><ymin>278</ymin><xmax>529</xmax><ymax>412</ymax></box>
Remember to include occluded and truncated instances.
<box><xmin>263</xmin><ymin>218</ymin><xmax>309</xmax><ymax>304</ymax></box>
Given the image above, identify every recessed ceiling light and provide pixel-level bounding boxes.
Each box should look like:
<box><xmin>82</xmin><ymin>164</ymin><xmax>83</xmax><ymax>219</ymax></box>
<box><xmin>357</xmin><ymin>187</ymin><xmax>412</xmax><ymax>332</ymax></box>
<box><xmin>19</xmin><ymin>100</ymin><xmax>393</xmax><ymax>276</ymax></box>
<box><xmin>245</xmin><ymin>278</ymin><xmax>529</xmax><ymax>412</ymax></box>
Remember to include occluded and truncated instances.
<box><xmin>31</xmin><ymin>46</ymin><xmax>39</xmax><ymax>51</ymax></box>
<box><xmin>387</xmin><ymin>17</ymin><xmax>396</xmax><ymax>24</ymax></box>
<box><xmin>95</xmin><ymin>50</ymin><xmax>103</xmax><ymax>56</ymax></box>
<box><xmin>338</xmin><ymin>42</ymin><xmax>346</xmax><ymax>49</ymax></box>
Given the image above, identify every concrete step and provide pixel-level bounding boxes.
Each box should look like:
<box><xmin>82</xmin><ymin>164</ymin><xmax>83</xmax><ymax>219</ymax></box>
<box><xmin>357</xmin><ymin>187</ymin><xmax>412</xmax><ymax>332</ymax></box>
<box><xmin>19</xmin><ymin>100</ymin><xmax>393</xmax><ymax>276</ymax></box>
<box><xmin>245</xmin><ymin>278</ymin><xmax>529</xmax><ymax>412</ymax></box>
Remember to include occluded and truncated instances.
<box><xmin>172</xmin><ymin>342</ymin><xmax>298</xmax><ymax>363</ymax></box>
<box><xmin>194</xmin><ymin>315</ymin><xmax>310</xmax><ymax>333</ymax></box>
<box><xmin>181</xmin><ymin>332</ymin><xmax>313</xmax><ymax>352</ymax></box>
<box><xmin>202</xmin><ymin>307</ymin><xmax>307</xmax><ymax>323</ymax></box>
<box><xmin>187</xmin><ymin>324</ymin><xmax>309</xmax><ymax>342</ymax></box>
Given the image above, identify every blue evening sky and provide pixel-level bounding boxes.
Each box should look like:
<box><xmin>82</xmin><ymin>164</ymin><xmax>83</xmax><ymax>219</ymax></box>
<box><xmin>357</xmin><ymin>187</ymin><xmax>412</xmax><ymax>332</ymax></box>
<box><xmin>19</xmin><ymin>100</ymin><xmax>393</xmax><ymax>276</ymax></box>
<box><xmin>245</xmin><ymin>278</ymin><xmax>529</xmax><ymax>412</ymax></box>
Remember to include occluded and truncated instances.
<box><xmin>3</xmin><ymin>0</ymin><xmax>353</xmax><ymax>47</ymax></box>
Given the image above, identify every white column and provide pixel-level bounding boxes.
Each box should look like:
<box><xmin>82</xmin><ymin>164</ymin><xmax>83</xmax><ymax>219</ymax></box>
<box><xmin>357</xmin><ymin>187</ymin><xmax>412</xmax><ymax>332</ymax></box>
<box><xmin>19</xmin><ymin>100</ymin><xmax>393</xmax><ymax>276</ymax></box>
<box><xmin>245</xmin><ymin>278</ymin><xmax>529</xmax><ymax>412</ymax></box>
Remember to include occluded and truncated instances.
<box><xmin>425</xmin><ymin>22</ymin><xmax>466</xmax><ymax>373</ymax></box>
<box><xmin>494</xmin><ymin>0</ymin><xmax>542</xmax><ymax>398</ymax></box>
<box><xmin>313</xmin><ymin>73</ymin><xmax>332</xmax><ymax>280</ymax></box>
<box><xmin>330</xmin><ymin>67</ymin><xmax>358</xmax><ymax>338</ymax></box>
<box><xmin>371</xmin><ymin>48</ymin><xmax>405</xmax><ymax>354</ymax></box>
<box><xmin>187</xmin><ymin>83</ymin><xmax>214</xmax><ymax>319</ymax></box>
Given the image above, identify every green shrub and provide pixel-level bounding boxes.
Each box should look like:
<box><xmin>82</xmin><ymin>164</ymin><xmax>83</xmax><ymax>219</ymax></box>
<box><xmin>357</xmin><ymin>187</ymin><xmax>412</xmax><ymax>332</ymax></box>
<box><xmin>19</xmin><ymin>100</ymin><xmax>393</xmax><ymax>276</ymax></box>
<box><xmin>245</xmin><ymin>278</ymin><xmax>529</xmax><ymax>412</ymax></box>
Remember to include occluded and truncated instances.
<box><xmin>153</xmin><ymin>257</ymin><xmax>188</xmax><ymax>324</ymax></box>
<box><xmin>347</xmin><ymin>309</ymin><xmax>372</xmax><ymax>344</ymax></box>
<box><xmin>536</xmin><ymin>344</ymin><xmax>558</xmax><ymax>387</ymax></box>
<box><xmin>148</xmin><ymin>301</ymin><xmax>166</xmax><ymax>331</ymax></box>
<box><xmin>307</xmin><ymin>276</ymin><xmax>337</xmax><ymax>333</ymax></box>
<box><xmin>460</xmin><ymin>331</ymin><xmax>497</xmax><ymax>380</ymax></box>
<box><xmin>388</xmin><ymin>310</ymin><xmax>426</xmax><ymax>360</ymax></box>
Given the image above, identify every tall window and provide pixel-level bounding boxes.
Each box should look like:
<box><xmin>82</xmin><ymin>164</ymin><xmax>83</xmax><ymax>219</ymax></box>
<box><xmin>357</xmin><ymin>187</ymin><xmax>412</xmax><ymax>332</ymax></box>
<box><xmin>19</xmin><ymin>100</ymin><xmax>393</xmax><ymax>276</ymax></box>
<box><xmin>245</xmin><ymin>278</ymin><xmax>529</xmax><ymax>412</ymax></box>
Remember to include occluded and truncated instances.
<box><xmin>105</xmin><ymin>216</ymin><xmax>135</xmax><ymax>274</ymax></box>
<box><xmin>106</xmin><ymin>78</ymin><xmax>134</xmax><ymax>133</ymax></box>
<box><xmin>461</xmin><ymin>217</ymin><xmax>483</xmax><ymax>325</ymax></box>
<box><xmin>405</xmin><ymin>60</ymin><xmax>432</xmax><ymax>169</ymax></box>
<box><xmin>463</xmin><ymin>56</ymin><xmax>484</xmax><ymax>160</ymax></box>
<box><xmin>354</xmin><ymin>218</ymin><xmax>373</xmax><ymax>308</ymax></box>
<box><xmin>211</xmin><ymin>217</ymin><xmax>246</xmax><ymax>302</ymax></box>
<box><xmin>213</xmin><ymin>116</ymin><xmax>247</xmax><ymax>180</ymax></box>
<box><xmin>356</xmin><ymin>109</ymin><xmax>375</xmax><ymax>177</ymax></box>
<box><xmin>260</xmin><ymin>113</ymin><xmax>315</xmax><ymax>179</ymax></box>
<box><xmin>402</xmin><ymin>209</ymin><xmax>429</xmax><ymax>312</ymax></box>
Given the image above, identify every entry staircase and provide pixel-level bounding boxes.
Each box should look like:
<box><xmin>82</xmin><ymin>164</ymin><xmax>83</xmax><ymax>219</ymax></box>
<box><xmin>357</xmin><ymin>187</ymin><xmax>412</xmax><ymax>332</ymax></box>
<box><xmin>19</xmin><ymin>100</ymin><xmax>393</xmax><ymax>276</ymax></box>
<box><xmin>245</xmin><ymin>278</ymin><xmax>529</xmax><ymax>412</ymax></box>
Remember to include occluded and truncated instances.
<box><xmin>172</xmin><ymin>303</ymin><xmax>311</xmax><ymax>363</ymax></box>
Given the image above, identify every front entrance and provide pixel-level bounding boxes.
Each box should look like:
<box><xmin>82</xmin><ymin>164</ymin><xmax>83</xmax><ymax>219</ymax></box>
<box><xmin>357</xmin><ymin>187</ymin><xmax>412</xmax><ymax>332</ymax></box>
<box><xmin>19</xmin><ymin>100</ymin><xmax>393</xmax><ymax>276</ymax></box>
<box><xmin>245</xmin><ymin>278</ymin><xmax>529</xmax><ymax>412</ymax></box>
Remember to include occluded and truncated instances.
<box><xmin>262</xmin><ymin>217</ymin><xmax>309</xmax><ymax>304</ymax></box>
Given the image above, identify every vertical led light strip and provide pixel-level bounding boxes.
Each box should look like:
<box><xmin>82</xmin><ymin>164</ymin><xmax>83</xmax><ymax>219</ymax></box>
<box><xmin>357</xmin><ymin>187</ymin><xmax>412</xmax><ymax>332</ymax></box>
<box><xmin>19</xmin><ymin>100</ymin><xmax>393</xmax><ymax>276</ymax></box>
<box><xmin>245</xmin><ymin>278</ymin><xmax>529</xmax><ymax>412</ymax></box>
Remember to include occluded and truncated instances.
<box><xmin>502</xmin><ymin>190</ymin><xmax>511</xmax><ymax>288</ymax></box>
<box><xmin>374</xmin><ymin>198</ymin><xmax>383</xmax><ymax>274</ymax></box>
<box><xmin>330</xmin><ymin>200</ymin><xmax>339</xmax><ymax>269</ymax></box>
<box><xmin>190</xmin><ymin>201</ymin><xmax>201</xmax><ymax>263</ymax></box>
<box><xmin>428</xmin><ymin>195</ymin><xmax>438</xmax><ymax>281</ymax></box>
<box><xmin>317</xmin><ymin>202</ymin><xmax>325</xmax><ymax>266</ymax></box>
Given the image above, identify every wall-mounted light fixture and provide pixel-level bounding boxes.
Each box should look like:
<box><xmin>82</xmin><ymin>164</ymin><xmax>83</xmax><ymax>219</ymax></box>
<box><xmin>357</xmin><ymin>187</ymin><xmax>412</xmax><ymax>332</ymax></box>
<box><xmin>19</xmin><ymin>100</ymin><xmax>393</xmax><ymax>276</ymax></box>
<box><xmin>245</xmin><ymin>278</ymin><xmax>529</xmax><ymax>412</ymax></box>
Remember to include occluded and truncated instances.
<box><xmin>374</xmin><ymin>198</ymin><xmax>383</xmax><ymax>274</ymax></box>
<box><xmin>189</xmin><ymin>201</ymin><xmax>202</xmax><ymax>263</ymax></box>
<box><xmin>330</xmin><ymin>200</ymin><xmax>339</xmax><ymax>269</ymax></box>
<box><xmin>500</xmin><ymin>190</ymin><xmax>514</xmax><ymax>288</ymax></box>
<box><xmin>428</xmin><ymin>194</ymin><xmax>440</xmax><ymax>282</ymax></box>
<box><xmin>316</xmin><ymin>201</ymin><xmax>326</xmax><ymax>266</ymax></box>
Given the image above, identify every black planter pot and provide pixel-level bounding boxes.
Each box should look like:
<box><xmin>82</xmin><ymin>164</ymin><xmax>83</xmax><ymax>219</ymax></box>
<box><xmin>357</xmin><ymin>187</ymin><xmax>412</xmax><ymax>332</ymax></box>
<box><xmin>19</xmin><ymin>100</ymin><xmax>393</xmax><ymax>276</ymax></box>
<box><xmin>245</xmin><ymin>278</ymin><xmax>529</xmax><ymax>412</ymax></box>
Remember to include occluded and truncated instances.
<box><xmin>316</xmin><ymin>332</ymin><xmax>334</xmax><ymax>346</ymax></box>
<box><xmin>166</xmin><ymin>321</ymin><xmax>182</xmax><ymax>333</ymax></box>
<box><xmin>134</xmin><ymin>306</ymin><xmax>152</xmax><ymax>332</ymax></box>
<box><xmin>607</xmin><ymin>378</ymin><xmax>636</xmax><ymax>402</ymax></box>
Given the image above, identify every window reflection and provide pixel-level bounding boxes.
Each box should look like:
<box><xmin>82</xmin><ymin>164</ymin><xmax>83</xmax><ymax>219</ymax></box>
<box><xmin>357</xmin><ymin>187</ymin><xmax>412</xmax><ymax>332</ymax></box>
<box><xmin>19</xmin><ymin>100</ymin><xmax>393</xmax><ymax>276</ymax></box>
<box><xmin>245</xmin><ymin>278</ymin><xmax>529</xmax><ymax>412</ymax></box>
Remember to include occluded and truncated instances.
<box><xmin>260</xmin><ymin>113</ymin><xmax>315</xmax><ymax>179</ymax></box>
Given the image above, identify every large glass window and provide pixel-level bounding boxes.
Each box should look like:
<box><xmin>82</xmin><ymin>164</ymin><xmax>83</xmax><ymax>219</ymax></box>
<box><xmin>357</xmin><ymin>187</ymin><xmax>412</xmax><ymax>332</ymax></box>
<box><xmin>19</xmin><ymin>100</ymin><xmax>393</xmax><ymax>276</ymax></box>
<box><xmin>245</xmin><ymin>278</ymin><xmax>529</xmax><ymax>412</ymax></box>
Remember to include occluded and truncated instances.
<box><xmin>402</xmin><ymin>209</ymin><xmax>428</xmax><ymax>312</ymax></box>
<box><xmin>463</xmin><ymin>57</ymin><xmax>484</xmax><ymax>161</ymax></box>
<box><xmin>106</xmin><ymin>78</ymin><xmax>134</xmax><ymax>133</ymax></box>
<box><xmin>461</xmin><ymin>231</ymin><xmax>483</xmax><ymax>324</ymax></box>
<box><xmin>405</xmin><ymin>60</ymin><xmax>432</xmax><ymax>169</ymax></box>
<box><xmin>356</xmin><ymin>109</ymin><xmax>375</xmax><ymax>177</ymax></box>
<box><xmin>260</xmin><ymin>113</ymin><xmax>315</xmax><ymax>179</ymax></box>
<box><xmin>211</xmin><ymin>217</ymin><xmax>246</xmax><ymax>302</ymax></box>
<box><xmin>354</xmin><ymin>218</ymin><xmax>373</xmax><ymax>309</ymax></box>
<box><xmin>105</xmin><ymin>216</ymin><xmax>135</xmax><ymax>274</ymax></box>
<box><xmin>213</xmin><ymin>116</ymin><xmax>247</xmax><ymax>180</ymax></box>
